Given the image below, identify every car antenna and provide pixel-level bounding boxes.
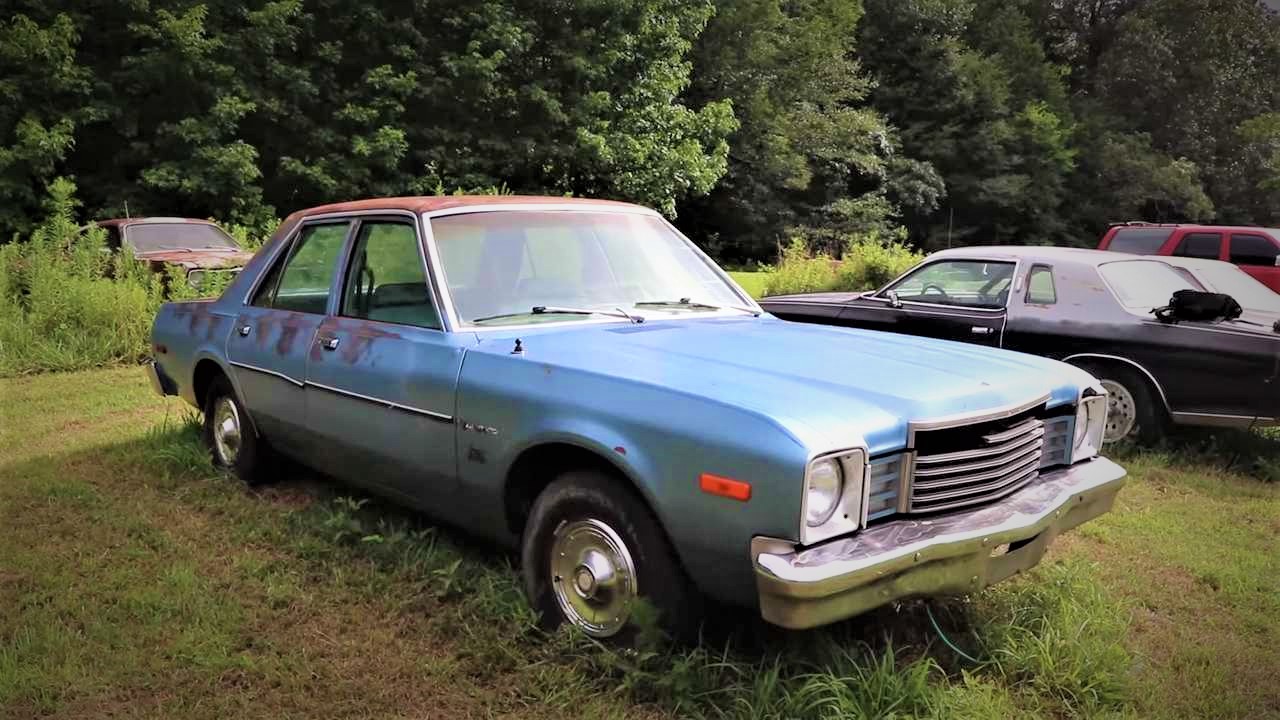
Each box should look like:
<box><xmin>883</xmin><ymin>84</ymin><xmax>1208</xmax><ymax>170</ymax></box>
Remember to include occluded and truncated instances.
<box><xmin>124</xmin><ymin>200</ymin><xmax>130</xmax><ymax>220</ymax></box>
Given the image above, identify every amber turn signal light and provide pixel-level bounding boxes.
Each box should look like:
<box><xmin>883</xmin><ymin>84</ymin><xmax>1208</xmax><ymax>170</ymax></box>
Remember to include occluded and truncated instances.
<box><xmin>699</xmin><ymin>473</ymin><xmax>751</xmax><ymax>502</ymax></box>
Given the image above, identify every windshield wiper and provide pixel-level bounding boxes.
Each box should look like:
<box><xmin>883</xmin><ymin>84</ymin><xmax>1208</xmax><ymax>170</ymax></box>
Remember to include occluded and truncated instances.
<box><xmin>635</xmin><ymin>298</ymin><xmax>760</xmax><ymax>316</ymax></box>
<box><xmin>472</xmin><ymin>306</ymin><xmax>643</xmax><ymax>325</ymax></box>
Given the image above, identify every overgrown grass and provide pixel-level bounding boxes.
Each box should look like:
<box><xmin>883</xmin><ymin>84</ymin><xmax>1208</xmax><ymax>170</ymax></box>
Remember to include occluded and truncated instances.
<box><xmin>0</xmin><ymin>179</ymin><xmax>244</xmax><ymax>377</ymax></box>
<box><xmin>761</xmin><ymin>235</ymin><xmax>923</xmax><ymax>297</ymax></box>
<box><xmin>2</xmin><ymin>367</ymin><xmax>1278</xmax><ymax>718</ymax></box>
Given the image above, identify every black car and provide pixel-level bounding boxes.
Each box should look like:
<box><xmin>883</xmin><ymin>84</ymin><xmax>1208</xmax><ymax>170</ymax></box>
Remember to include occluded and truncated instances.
<box><xmin>761</xmin><ymin>247</ymin><xmax>1280</xmax><ymax>442</ymax></box>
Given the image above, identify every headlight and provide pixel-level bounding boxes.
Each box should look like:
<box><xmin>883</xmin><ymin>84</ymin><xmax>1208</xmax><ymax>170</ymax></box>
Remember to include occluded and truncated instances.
<box><xmin>1073</xmin><ymin>394</ymin><xmax>1107</xmax><ymax>460</ymax></box>
<box><xmin>805</xmin><ymin>458</ymin><xmax>843</xmax><ymax>527</ymax></box>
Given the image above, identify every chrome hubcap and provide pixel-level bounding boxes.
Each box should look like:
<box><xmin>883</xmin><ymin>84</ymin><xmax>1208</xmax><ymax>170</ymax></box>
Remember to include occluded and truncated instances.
<box><xmin>549</xmin><ymin>519</ymin><xmax>637</xmax><ymax>638</ymax></box>
<box><xmin>1100</xmin><ymin>379</ymin><xmax>1136</xmax><ymax>442</ymax></box>
<box><xmin>212</xmin><ymin>397</ymin><xmax>242</xmax><ymax>466</ymax></box>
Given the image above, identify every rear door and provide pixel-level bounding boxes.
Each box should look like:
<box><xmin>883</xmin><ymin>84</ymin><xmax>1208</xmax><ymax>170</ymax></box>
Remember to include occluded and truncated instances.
<box><xmin>226</xmin><ymin>220</ymin><xmax>350</xmax><ymax>454</ymax></box>
<box><xmin>840</xmin><ymin>258</ymin><xmax>1009</xmax><ymax>345</ymax></box>
<box><xmin>1227</xmin><ymin>232</ymin><xmax>1280</xmax><ymax>293</ymax></box>
<box><xmin>304</xmin><ymin>216</ymin><xmax>466</xmax><ymax>504</ymax></box>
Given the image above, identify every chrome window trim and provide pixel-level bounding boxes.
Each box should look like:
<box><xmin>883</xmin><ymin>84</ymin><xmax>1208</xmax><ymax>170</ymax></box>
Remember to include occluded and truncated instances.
<box><xmin>305</xmin><ymin>380</ymin><xmax>454</xmax><ymax>423</ymax></box>
<box><xmin>420</xmin><ymin>205</ymin><xmax>761</xmax><ymax>333</ymax></box>
<box><xmin>906</xmin><ymin>393</ymin><xmax>1050</xmax><ymax>447</ymax></box>
<box><xmin>228</xmin><ymin>359</ymin><xmax>305</xmax><ymax>388</ymax></box>
<box><xmin>240</xmin><ymin>216</ymin><xmax>358</xmax><ymax>310</ymax></box>
<box><xmin>871</xmin><ymin>257</ymin><xmax>1020</xmax><ymax>314</ymax></box>
<box><xmin>335</xmin><ymin>213</ymin><xmax>447</xmax><ymax>332</ymax></box>
<box><xmin>1061</xmin><ymin>353</ymin><xmax>1171</xmax><ymax>413</ymax></box>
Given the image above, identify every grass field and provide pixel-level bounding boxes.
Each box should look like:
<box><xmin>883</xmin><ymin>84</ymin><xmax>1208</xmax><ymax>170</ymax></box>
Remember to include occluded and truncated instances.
<box><xmin>728</xmin><ymin>271</ymin><xmax>768</xmax><ymax>299</ymax></box>
<box><xmin>2</xmin><ymin>367</ymin><xmax>1278</xmax><ymax>719</ymax></box>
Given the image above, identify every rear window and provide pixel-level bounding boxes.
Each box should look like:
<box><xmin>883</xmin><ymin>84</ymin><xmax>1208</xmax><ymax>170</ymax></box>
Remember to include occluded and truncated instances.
<box><xmin>1106</xmin><ymin>227</ymin><xmax>1172</xmax><ymax>254</ymax></box>
<box><xmin>1099</xmin><ymin>260</ymin><xmax>1200</xmax><ymax>312</ymax></box>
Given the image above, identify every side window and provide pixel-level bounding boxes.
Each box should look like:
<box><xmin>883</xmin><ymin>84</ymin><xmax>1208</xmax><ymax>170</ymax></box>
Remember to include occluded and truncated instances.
<box><xmin>1229</xmin><ymin>233</ymin><xmax>1279</xmax><ymax>266</ymax></box>
<box><xmin>1172</xmin><ymin>232</ymin><xmax>1222</xmax><ymax>260</ymax></box>
<box><xmin>1107</xmin><ymin>227</ymin><xmax>1172</xmax><ymax>254</ymax></box>
<box><xmin>885</xmin><ymin>259</ymin><xmax>1016</xmax><ymax>309</ymax></box>
<box><xmin>264</xmin><ymin>222</ymin><xmax>349</xmax><ymax>314</ymax></box>
<box><xmin>340</xmin><ymin>221</ymin><xmax>440</xmax><ymax>329</ymax></box>
<box><xmin>1025</xmin><ymin>265</ymin><xmax>1057</xmax><ymax>304</ymax></box>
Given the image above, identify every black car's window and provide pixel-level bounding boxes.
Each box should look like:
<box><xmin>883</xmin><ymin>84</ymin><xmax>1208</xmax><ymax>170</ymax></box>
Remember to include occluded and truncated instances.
<box><xmin>1108</xmin><ymin>227</ymin><xmax>1172</xmax><ymax>254</ymax></box>
<box><xmin>340</xmin><ymin>220</ymin><xmax>440</xmax><ymax>329</ymax></box>
<box><xmin>1099</xmin><ymin>260</ymin><xmax>1199</xmax><ymax>312</ymax></box>
<box><xmin>263</xmin><ymin>222</ymin><xmax>350</xmax><ymax>314</ymax></box>
<box><xmin>1025</xmin><ymin>265</ymin><xmax>1057</xmax><ymax>304</ymax></box>
<box><xmin>883</xmin><ymin>259</ymin><xmax>1015</xmax><ymax>309</ymax></box>
<box><xmin>1228</xmin><ymin>233</ymin><xmax>1279</xmax><ymax>266</ymax></box>
<box><xmin>1172</xmin><ymin>232</ymin><xmax>1222</xmax><ymax>260</ymax></box>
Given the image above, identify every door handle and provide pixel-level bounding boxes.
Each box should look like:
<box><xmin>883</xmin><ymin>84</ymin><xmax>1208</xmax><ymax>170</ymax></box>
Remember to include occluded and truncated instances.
<box><xmin>319</xmin><ymin>336</ymin><xmax>340</xmax><ymax>351</ymax></box>
<box><xmin>238</xmin><ymin>325</ymin><xmax>251</xmax><ymax>337</ymax></box>
<box><xmin>970</xmin><ymin>326</ymin><xmax>994</xmax><ymax>335</ymax></box>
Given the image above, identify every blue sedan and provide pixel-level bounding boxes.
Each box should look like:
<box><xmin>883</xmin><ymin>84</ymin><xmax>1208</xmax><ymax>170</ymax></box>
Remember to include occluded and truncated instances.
<box><xmin>146</xmin><ymin>196</ymin><xmax>1125</xmax><ymax>638</ymax></box>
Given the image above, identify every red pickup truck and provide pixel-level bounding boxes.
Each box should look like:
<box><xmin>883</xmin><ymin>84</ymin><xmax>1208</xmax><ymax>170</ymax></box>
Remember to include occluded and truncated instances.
<box><xmin>1098</xmin><ymin>223</ymin><xmax>1280</xmax><ymax>293</ymax></box>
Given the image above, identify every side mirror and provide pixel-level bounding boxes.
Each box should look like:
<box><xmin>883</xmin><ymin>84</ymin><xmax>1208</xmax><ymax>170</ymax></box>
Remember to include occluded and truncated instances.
<box><xmin>886</xmin><ymin>290</ymin><xmax>902</xmax><ymax>308</ymax></box>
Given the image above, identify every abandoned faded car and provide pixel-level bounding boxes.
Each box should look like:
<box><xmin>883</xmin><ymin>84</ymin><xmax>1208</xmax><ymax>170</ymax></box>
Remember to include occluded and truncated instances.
<box><xmin>94</xmin><ymin>217</ymin><xmax>253</xmax><ymax>288</ymax></box>
<box><xmin>147</xmin><ymin>197</ymin><xmax>1125</xmax><ymax>636</ymax></box>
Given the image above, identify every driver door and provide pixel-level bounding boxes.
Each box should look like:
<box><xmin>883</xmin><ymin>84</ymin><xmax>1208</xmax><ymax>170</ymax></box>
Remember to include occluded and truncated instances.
<box><xmin>841</xmin><ymin>258</ymin><xmax>1010</xmax><ymax>346</ymax></box>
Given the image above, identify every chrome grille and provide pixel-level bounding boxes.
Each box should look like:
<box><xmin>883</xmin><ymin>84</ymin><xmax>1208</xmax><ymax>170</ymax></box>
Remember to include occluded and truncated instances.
<box><xmin>909</xmin><ymin>414</ymin><xmax>1045</xmax><ymax>513</ymax></box>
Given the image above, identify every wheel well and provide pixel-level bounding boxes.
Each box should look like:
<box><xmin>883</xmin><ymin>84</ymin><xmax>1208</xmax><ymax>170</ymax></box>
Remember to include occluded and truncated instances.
<box><xmin>192</xmin><ymin>359</ymin><xmax>227</xmax><ymax>410</ymax></box>
<box><xmin>503</xmin><ymin>442</ymin><xmax>641</xmax><ymax>536</ymax></box>
<box><xmin>1066</xmin><ymin>355</ymin><xmax>1167</xmax><ymax>413</ymax></box>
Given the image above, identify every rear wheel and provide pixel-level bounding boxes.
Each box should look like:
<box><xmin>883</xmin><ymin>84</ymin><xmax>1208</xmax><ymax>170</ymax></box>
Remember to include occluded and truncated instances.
<box><xmin>1074</xmin><ymin>362</ymin><xmax>1164</xmax><ymax>444</ymax></box>
<box><xmin>520</xmin><ymin>470</ymin><xmax>701</xmax><ymax>641</ymax></box>
<box><xmin>202</xmin><ymin>375</ymin><xmax>271</xmax><ymax>484</ymax></box>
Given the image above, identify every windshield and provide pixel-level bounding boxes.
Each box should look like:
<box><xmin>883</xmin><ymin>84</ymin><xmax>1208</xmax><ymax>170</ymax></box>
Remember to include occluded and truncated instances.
<box><xmin>126</xmin><ymin>223</ymin><xmax>240</xmax><ymax>252</ymax></box>
<box><xmin>431</xmin><ymin>211</ymin><xmax>745</xmax><ymax>326</ymax></box>
<box><xmin>1185</xmin><ymin>264</ymin><xmax>1280</xmax><ymax>312</ymax></box>
<box><xmin>1099</xmin><ymin>260</ymin><xmax>1200</xmax><ymax>311</ymax></box>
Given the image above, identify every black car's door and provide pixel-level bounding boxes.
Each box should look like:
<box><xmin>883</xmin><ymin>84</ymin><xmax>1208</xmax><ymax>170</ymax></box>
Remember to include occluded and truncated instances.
<box><xmin>838</xmin><ymin>258</ymin><xmax>1011</xmax><ymax>346</ymax></box>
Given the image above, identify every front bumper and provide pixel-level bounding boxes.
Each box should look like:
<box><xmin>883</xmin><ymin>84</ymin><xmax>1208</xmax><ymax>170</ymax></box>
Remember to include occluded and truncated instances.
<box><xmin>753</xmin><ymin>457</ymin><xmax>1126</xmax><ymax>629</ymax></box>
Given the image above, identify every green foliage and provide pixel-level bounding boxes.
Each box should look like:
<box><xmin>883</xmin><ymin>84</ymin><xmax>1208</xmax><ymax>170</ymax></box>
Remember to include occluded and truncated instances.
<box><xmin>0</xmin><ymin>179</ymin><xmax>226</xmax><ymax>376</ymax></box>
<box><xmin>763</xmin><ymin>235</ymin><xmax>923</xmax><ymax>296</ymax></box>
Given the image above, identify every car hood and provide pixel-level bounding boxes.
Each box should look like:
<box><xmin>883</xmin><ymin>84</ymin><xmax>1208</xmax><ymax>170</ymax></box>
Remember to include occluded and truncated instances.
<box><xmin>474</xmin><ymin>316</ymin><xmax>1091</xmax><ymax>455</ymax></box>
<box><xmin>135</xmin><ymin>248</ymin><xmax>253</xmax><ymax>270</ymax></box>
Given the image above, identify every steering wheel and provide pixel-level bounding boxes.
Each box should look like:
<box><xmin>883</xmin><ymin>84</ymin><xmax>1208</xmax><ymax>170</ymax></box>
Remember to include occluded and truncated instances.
<box><xmin>921</xmin><ymin>284</ymin><xmax>950</xmax><ymax>299</ymax></box>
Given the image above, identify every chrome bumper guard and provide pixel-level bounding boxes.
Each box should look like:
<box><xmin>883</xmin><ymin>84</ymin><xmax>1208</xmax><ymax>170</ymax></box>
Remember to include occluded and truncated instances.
<box><xmin>753</xmin><ymin>457</ymin><xmax>1126</xmax><ymax>629</ymax></box>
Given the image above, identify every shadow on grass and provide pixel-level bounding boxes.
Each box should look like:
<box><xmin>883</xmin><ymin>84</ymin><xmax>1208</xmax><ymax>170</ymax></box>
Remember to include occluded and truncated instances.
<box><xmin>3</xmin><ymin>418</ymin><xmax>1140</xmax><ymax>720</ymax></box>
<box><xmin>1108</xmin><ymin>425</ymin><xmax>1280</xmax><ymax>483</ymax></box>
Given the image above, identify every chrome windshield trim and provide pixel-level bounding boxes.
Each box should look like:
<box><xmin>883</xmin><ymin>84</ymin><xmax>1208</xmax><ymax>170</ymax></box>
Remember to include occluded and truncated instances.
<box><xmin>228</xmin><ymin>360</ymin><xmax>304</xmax><ymax>387</ymax></box>
<box><xmin>421</xmin><ymin>206</ymin><xmax>761</xmax><ymax>332</ymax></box>
<box><xmin>305</xmin><ymin>381</ymin><xmax>454</xmax><ymax>423</ymax></box>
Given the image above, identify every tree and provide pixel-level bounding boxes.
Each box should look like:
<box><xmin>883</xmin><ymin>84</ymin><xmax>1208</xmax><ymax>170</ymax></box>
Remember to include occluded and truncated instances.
<box><xmin>679</xmin><ymin>0</ymin><xmax>940</xmax><ymax>261</ymax></box>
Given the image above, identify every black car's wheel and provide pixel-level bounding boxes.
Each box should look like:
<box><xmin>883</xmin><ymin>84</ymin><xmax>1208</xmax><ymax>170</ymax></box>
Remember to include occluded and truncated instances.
<box><xmin>521</xmin><ymin>470</ymin><xmax>700</xmax><ymax>641</ymax></box>
<box><xmin>1074</xmin><ymin>362</ymin><xmax>1164</xmax><ymax>444</ymax></box>
<box><xmin>202</xmin><ymin>375</ymin><xmax>269</xmax><ymax>484</ymax></box>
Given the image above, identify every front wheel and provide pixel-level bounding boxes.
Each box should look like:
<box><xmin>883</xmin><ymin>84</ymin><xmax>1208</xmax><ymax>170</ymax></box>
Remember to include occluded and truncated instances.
<box><xmin>520</xmin><ymin>470</ymin><xmax>700</xmax><ymax>641</ymax></box>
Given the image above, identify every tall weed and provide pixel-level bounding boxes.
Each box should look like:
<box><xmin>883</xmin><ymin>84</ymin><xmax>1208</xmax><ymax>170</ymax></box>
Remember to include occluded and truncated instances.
<box><xmin>763</xmin><ymin>234</ymin><xmax>923</xmax><ymax>297</ymax></box>
<box><xmin>0</xmin><ymin>179</ymin><xmax>235</xmax><ymax>376</ymax></box>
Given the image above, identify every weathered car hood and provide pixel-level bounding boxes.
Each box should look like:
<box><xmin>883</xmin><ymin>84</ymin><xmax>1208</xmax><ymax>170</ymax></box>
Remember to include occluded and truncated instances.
<box><xmin>475</xmin><ymin>316</ymin><xmax>1092</xmax><ymax>455</ymax></box>
<box><xmin>135</xmin><ymin>248</ymin><xmax>253</xmax><ymax>270</ymax></box>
